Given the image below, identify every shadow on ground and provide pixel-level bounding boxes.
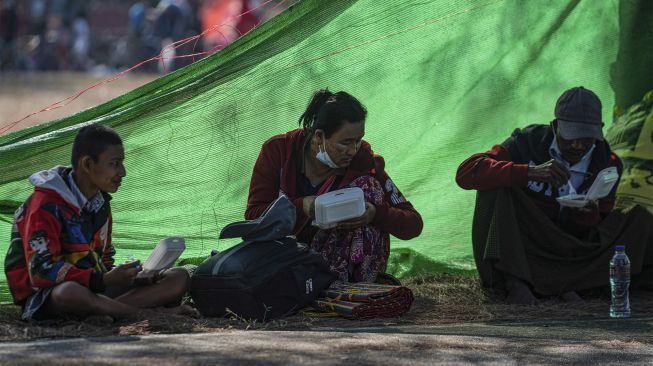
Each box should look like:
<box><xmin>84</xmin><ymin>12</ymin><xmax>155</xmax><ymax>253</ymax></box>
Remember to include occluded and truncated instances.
<box><xmin>1</xmin><ymin>274</ymin><xmax>651</xmax><ymax>344</ymax></box>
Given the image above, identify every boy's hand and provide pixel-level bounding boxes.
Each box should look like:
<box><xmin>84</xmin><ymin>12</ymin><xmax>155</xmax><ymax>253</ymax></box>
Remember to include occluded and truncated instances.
<box><xmin>133</xmin><ymin>269</ymin><xmax>165</xmax><ymax>286</ymax></box>
<box><xmin>104</xmin><ymin>260</ymin><xmax>141</xmax><ymax>287</ymax></box>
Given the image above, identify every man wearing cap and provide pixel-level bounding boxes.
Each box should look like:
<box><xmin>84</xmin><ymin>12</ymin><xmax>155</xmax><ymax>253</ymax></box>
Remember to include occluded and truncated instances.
<box><xmin>456</xmin><ymin>86</ymin><xmax>652</xmax><ymax>305</ymax></box>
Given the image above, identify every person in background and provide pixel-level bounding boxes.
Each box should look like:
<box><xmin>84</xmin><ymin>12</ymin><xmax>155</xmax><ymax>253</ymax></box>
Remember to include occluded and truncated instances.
<box><xmin>0</xmin><ymin>0</ymin><xmax>18</xmax><ymax>70</ymax></box>
<box><xmin>70</xmin><ymin>7</ymin><xmax>90</xmax><ymax>70</ymax></box>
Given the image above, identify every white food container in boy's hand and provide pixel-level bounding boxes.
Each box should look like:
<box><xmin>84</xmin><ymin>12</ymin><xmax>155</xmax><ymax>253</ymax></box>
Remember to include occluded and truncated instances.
<box><xmin>556</xmin><ymin>167</ymin><xmax>620</xmax><ymax>208</ymax></box>
<box><xmin>142</xmin><ymin>236</ymin><xmax>186</xmax><ymax>271</ymax></box>
<box><xmin>313</xmin><ymin>187</ymin><xmax>366</xmax><ymax>229</ymax></box>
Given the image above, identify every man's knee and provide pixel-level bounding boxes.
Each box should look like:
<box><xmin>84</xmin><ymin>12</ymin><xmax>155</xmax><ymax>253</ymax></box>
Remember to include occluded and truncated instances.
<box><xmin>631</xmin><ymin>204</ymin><xmax>652</xmax><ymax>218</ymax></box>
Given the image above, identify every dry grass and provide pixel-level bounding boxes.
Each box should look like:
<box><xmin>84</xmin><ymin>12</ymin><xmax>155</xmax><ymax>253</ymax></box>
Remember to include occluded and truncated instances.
<box><xmin>404</xmin><ymin>274</ymin><xmax>653</xmax><ymax>324</ymax></box>
<box><xmin>1</xmin><ymin>274</ymin><xmax>651</xmax><ymax>343</ymax></box>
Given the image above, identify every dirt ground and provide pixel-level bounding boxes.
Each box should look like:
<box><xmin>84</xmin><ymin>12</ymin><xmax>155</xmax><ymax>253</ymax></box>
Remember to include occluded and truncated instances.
<box><xmin>3</xmin><ymin>322</ymin><xmax>653</xmax><ymax>366</ymax></box>
<box><xmin>1</xmin><ymin>274</ymin><xmax>652</xmax><ymax>342</ymax></box>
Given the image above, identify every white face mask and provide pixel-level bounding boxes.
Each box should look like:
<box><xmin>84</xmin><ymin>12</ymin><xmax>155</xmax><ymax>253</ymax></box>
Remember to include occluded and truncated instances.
<box><xmin>316</xmin><ymin>139</ymin><xmax>340</xmax><ymax>169</ymax></box>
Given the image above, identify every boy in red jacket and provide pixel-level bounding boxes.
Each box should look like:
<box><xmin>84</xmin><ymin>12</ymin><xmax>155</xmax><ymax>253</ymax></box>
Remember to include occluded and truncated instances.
<box><xmin>5</xmin><ymin>124</ymin><xmax>190</xmax><ymax>321</ymax></box>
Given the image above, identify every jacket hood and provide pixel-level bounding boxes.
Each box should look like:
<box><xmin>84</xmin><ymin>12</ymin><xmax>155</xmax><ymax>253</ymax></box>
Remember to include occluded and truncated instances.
<box><xmin>28</xmin><ymin>166</ymin><xmax>83</xmax><ymax>211</ymax></box>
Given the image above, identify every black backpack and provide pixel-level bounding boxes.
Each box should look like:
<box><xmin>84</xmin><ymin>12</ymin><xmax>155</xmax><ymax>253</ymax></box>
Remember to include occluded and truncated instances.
<box><xmin>190</xmin><ymin>196</ymin><xmax>335</xmax><ymax>321</ymax></box>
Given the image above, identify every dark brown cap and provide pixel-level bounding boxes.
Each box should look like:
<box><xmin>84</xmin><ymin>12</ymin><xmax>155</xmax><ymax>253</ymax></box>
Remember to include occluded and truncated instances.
<box><xmin>554</xmin><ymin>86</ymin><xmax>603</xmax><ymax>140</ymax></box>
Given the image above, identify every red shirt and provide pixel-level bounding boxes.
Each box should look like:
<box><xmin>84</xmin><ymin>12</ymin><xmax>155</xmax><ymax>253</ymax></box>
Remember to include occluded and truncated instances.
<box><xmin>246</xmin><ymin>129</ymin><xmax>423</xmax><ymax>242</ymax></box>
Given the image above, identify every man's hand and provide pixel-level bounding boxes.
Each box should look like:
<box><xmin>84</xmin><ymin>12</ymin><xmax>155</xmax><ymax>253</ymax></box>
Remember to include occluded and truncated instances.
<box><xmin>572</xmin><ymin>199</ymin><xmax>599</xmax><ymax>213</ymax></box>
<box><xmin>337</xmin><ymin>202</ymin><xmax>376</xmax><ymax>230</ymax></box>
<box><xmin>527</xmin><ymin>159</ymin><xmax>571</xmax><ymax>188</ymax></box>
<box><xmin>103</xmin><ymin>260</ymin><xmax>141</xmax><ymax>287</ymax></box>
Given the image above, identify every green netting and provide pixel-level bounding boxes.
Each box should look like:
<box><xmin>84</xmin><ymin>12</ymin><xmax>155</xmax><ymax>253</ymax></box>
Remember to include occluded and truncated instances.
<box><xmin>0</xmin><ymin>0</ymin><xmax>638</xmax><ymax>302</ymax></box>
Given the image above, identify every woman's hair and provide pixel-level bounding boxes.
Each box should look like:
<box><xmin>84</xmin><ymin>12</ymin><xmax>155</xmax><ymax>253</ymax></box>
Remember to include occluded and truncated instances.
<box><xmin>298</xmin><ymin>89</ymin><xmax>367</xmax><ymax>138</ymax></box>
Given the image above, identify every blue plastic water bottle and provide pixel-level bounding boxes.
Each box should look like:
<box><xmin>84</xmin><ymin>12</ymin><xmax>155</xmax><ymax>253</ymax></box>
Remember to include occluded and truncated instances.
<box><xmin>609</xmin><ymin>245</ymin><xmax>631</xmax><ymax>318</ymax></box>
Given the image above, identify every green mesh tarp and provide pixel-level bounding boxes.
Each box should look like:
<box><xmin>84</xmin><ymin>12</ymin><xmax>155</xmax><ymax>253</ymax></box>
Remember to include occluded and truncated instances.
<box><xmin>0</xmin><ymin>0</ymin><xmax>644</xmax><ymax>303</ymax></box>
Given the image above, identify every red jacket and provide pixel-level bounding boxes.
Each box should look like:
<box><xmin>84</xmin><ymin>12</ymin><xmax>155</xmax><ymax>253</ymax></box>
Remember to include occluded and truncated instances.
<box><xmin>246</xmin><ymin>129</ymin><xmax>423</xmax><ymax>242</ymax></box>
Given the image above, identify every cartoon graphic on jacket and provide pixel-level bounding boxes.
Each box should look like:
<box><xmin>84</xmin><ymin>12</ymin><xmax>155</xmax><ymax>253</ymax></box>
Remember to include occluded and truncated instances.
<box><xmin>4</xmin><ymin>166</ymin><xmax>115</xmax><ymax>305</ymax></box>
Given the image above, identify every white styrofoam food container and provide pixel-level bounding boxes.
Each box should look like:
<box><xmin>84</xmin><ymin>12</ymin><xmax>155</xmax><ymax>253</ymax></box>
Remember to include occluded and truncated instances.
<box><xmin>556</xmin><ymin>167</ymin><xmax>620</xmax><ymax>208</ymax></box>
<box><xmin>313</xmin><ymin>187</ymin><xmax>366</xmax><ymax>229</ymax></box>
<box><xmin>143</xmin><ymin>236</ymin><xmax>186</xmax><ymax>271</ymax></box>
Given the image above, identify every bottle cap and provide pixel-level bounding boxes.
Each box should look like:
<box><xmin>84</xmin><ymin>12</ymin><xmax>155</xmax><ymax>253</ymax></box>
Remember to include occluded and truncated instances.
<box><xmin>615</xmin><ymin>245</ymin><xmax>625</xmax><ymax>251</ymax></box>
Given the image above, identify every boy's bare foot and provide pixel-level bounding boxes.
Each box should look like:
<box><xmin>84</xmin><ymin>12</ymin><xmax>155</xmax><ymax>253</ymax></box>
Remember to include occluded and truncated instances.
<box><xmin>83</xmin><ymin>315</ymin><xmax>115</xmax><ymax>326</ymax></box>
<box><xmin>560</xmin><ymin>291</ymin><xmax>584</xmax><ymax>303</ymax></box>
<box><xmin>160</xmin><ymin>304</ymin><xmax>201</xmax><ymax>318</ymax></box>
<box><xmin>505</xmin><ymin>276</ymin><xmax>540</xmax><ymax>305</ymax></box>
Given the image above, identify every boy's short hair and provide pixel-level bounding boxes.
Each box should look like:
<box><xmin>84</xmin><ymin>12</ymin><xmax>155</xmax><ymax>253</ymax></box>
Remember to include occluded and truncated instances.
<box><xmin>71</xmin><ymin>124</ymin><xmax>123</xmax><ymax>170</ymax></box>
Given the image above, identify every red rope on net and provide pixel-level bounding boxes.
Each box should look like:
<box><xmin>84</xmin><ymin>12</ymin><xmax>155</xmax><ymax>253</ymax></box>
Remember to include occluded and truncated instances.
<box><xmin>0</xmin><ymin>0</ymin><xmax>283</xmax><ymax>135</ymax></box>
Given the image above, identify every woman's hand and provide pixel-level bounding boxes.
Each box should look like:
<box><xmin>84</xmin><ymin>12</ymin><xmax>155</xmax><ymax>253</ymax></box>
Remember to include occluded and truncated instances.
<box><xmin>103</xmin><ymin>260</ymin><xmax>141</xmax><ymax>287</ymax></box>
<box><xmin>337</xmin><ymin>202</ymin><xmax>376</xmax><ymax>230</ymax></box>
<box><xmin>303</xmin><ymin>196</ymin><xmax>317</xmax><ymax>218</ymax></box>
